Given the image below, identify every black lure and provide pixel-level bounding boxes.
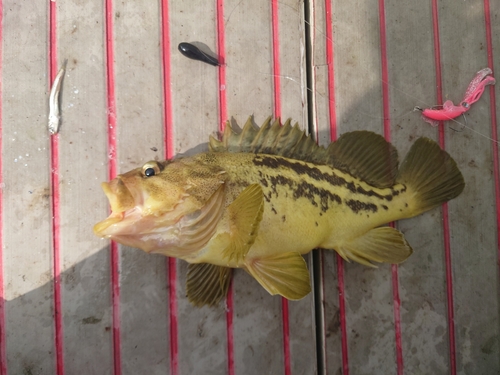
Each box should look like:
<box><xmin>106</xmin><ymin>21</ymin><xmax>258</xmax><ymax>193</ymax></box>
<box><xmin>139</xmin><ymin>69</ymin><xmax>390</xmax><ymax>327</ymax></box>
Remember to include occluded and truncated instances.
<box><xmin>178</xmin><ymin>42</ymin><xmax>219</xmax><ymax>66</ymax></box>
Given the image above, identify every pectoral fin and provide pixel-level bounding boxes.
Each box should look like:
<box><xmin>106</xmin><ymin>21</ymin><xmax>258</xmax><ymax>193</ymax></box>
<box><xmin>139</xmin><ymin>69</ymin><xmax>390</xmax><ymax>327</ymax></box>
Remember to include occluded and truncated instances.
<box><xmin>186</xmin><ymin>263</ymin><xmax>232</xmax><ymax>307</ymax></box>
<box><xmin>245</xmin><ymin>252</ymin><xmax>311</xmax><ymax>300</ymax></box>
<box><xmin>336</xmin><ymin>227</ymin><xmax>413</xmax><ymax>267</ymax></box>
<box><xmin>221</xmin><ymin>184</ymin><xmax>264</xmax><ymax>263</ymax></box>
<box><xmin>176</xmin><ymin>184</ymin><xmax>226</xmax><ymax>252</ymax></box>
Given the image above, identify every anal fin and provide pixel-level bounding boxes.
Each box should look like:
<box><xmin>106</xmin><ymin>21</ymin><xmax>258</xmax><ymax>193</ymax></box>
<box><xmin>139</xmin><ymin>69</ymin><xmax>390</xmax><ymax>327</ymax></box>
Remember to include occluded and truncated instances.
<box><xmin>245</xmin><ymin>252</ymin><xmax>311</xmax><ymax>300</ymax></box>
<box><xmin>186</xmin><ymin>263</ymin><xmax>232</xmax><ymax>307</ymax></box>
<box><xmin>336</xmin><ymin>227</ymin><xmax>413</xmax><ymax>267</ymax></box>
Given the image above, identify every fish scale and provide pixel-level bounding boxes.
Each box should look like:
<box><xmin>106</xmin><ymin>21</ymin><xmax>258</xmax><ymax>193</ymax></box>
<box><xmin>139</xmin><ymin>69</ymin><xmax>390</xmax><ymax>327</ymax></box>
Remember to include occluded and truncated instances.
<box><xmin>192</xmin><ymin>152</ymin><xmax>411</xmax><ymax>261</ymax></box>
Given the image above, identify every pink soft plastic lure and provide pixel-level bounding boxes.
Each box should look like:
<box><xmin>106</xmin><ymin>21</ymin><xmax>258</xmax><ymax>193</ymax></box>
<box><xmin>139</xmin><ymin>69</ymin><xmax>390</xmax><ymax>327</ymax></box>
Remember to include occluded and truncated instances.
<box><xmin>420</xmin><ymin>68</ymin><xmax>495</xmax><ymax>127</ymax></box>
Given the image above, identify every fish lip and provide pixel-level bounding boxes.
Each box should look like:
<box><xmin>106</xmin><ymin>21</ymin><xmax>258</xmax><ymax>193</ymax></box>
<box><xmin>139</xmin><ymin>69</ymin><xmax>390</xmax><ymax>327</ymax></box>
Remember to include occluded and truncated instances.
<box><xmin>93</xmin><ymin>206</ymin><xmax>184</xmax><ymax>254</ymax></box>
<box><xmin>95</xmin><ymin>175</ymin><xmax>187</xmax><ymax>239</ymax></box>
<box><xmin>102</xmin><ymin>177</ymin><xmax>142</xmax><ymax>213</ymax></box>
<box><xmin>93</xmin><ymin>211</ymin><xmax>125</xmax><ymax>237</ymax></box>
<box><xmin>94</xmin><ymin>203</ymin><xmax>182</xmax><ymax>238</ymax></box>
<box><xmin>94</xmin><ymin>206</ymin><xmax>148</xmax><ymax>237</ymax></box>
<box><xmin>95</xmin><ymin>177</ymin><xmax>144</xmax><ymax>237</ymax></box>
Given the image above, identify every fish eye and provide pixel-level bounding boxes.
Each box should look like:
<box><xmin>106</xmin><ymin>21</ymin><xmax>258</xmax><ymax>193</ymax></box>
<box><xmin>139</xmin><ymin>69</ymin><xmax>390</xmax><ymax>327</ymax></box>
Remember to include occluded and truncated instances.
<box><xmin>144</xmin><ymin>168</ymin><xmax>155</xmax><ymax>177</ymax></box>
<box><xmin>142</xmin><ymin>161</ymin><xmax>161</xmax><ymax>178</ymax></box>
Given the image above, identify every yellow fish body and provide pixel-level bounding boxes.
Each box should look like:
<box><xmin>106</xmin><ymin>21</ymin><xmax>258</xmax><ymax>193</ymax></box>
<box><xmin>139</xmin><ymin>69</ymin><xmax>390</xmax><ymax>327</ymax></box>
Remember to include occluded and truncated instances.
<box><xmin>94</xmin><ymin>117</ymin><xmax>465</xmax><ymax>306</ymax></box>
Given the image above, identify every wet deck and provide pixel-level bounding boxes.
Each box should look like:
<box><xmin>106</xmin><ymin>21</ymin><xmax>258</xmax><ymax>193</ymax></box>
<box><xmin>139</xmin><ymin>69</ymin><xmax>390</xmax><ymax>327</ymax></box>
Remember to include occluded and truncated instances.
<box><xmin>1</xmin><ymin>0</ymin><xmax>499</xmax><ymax>374</ymax></box>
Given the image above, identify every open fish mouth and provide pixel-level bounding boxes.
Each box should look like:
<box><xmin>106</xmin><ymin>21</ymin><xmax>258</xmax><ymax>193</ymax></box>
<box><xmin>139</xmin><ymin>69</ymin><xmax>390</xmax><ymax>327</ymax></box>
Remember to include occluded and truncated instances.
<box><xmin>93</xmin><ymin>212</ymin><xmax>124</xmax><ymax>236</ymax></box>
<box><xmin>94</xmin><ymin>197</ymin><xmax>194</xmax><ymax>255</ymax></box>
<box><xmin>93</xmin><ymin>176</ymin><xmax>186</xmax><ymax>246</ymax></box>
<box><xmin>94</xmin><ymin>181</ymin><xmax>226</xmax><ymax>257</ymax></box>
<box><xmin>93</xmin><ymin>208</ymin><xmax>145</xmax><ymax>237</ymax></box>
<box><xmin>93</xmin><ymin>177</ymin><xmax>146</xmax><ymax>237</ymax></box>
<box><xmin>101</xmin><ymin>178</ymin><xmax>137</xmax><ymax>214</ymax></box>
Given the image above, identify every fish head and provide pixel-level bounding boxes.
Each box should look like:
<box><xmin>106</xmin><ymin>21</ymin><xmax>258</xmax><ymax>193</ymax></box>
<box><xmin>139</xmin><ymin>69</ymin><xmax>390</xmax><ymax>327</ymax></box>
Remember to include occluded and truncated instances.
<box><xmin>94</xmin><ymin>158</ymin><xmax>226</xmax><ymax>258</ymax></box>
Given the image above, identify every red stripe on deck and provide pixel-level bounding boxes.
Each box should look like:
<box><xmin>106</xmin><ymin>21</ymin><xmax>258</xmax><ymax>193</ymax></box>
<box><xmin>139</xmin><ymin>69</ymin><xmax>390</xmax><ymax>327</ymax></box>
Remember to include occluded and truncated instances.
<box><xmin>161</xmin><ymin>0</ymin><xmax>174</xmax><ymax>160</ymax></box>
<box><xmin>270</xmin><ymin>2</ymin><xmax>291</xmax><ymax>373</ymax></box>
<box><xmin>431</xmin><ymin>3</ymin><xmax>457</xmax><ymax>374</ymax></box>
<box><xmin>0</xmin><ymin>1</ymin><xmax>6</xmax><ymax>373</ymax></box>
<box><xmin>160</xmin><ymin>15</ymin><xmax>178</xmax><ymax>371</ymax></box>
<box><xmin>391</xmin><ymin>266</ymin><xmax>403</xmax><ymax>371</ymax></box>
<box><xmin>49</xmin><ymin>1</ymin><xmax>64</xmax><ymax>374</ymax></box>
<box><xmin>216</xmin><ymin>2</ymin><xmax>233</xmax><ymax>374</ymax></box>
<box><xmin>323</xmin><ymin>0</ymin><xmax>350</xmax><ymax>373</ymax></box>
<box><xmin>105</xmin><ymin>1</ymin><xmax>122</xmax><ymax>374</ymax></box>
<box><xmin>324</xmin><ymin>0</ymin><xmax>349</xmax><ymax>372</ymax></box>
<box><xmin>159</xmin><ymin>1</ymin><xmax>178</xmax><ymax>374</ymax></box>
<box><xmin>377</xmin><ymin>1</ymin><xmax>404</xmax><ymax>373</ymax></box>
<box><xmin>483</xmin><ymin>0</ymin><xmax>500</xmax><ymax>283</ymax></box>
<box><xmin>281</xmin><ymin>299</ymin><xmax>291</xmax><ymax>375</ymax></box>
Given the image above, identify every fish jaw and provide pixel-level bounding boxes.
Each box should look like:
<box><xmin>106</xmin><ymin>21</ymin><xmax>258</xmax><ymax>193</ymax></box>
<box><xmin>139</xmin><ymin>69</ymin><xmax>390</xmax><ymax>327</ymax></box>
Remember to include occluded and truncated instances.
<box><xmin>93</xmin><ymin>204</ymin><xmax>186</xmax><ymax>253</ymax></box>
<box><xmin>94</xmin><ymin>177</ymin><xmax>139</xmax><ymax>236</ymax></box>
<box><xmin>94</xmin><ymin>178</ymin><xmax>185</xmax><ymax>253</ymax></box>
<box><xmin>101</xmin><ymin>178</ymin><xmax>137</xmax><ymax>213</ymax></box>
<box><xmin>94</xmin><ymin>175</ymin><xmax>146</xmax><ymax>236</ymax></box>
<box><xmin>93</xmin><ymin>212</ymin><xmax>124</xmax><ymax>236</ymax></box>
<box><xmin>94</xmin><ymin>179</ymin><xmax>227</xmax><ymax>259</ymax></box>
<box><xmin>94</xmin><ymin>175</ymin><xmax>179</xmax><ymax>250</ymax></box>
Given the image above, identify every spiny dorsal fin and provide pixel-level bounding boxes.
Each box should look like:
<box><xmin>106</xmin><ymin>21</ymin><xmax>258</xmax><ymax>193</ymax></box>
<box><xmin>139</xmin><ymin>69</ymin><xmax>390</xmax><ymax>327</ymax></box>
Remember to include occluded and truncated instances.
<box><xmin>209</xmin><ymin>116</ymin><xmax>321</xmax><ymax>159</ymax></box>
<box><xmin>209</xmin><ymin>116</ymin><xmax>399</xmax><ymax>188</ymax></box>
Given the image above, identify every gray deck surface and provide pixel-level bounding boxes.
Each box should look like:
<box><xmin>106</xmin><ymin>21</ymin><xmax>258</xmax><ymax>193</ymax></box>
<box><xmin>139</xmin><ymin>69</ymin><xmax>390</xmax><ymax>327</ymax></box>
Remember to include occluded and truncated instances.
<box><xmin>1</xmin><ymin>0</ymin><xmax>499</xmax><ymax>374</ymax></box>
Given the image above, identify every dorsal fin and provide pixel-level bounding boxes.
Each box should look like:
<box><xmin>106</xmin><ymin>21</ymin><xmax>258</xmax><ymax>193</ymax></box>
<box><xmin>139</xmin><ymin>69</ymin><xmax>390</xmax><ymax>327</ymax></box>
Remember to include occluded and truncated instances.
<box><xmin>209</xmin><ymin>116</ymin><xmax>399</xmax><ymax>188</ymax></box>
<box><xmin>209</xmin><ymin>116</ymin><xmax>320</xmax><ymax>158</ymax></box>
<box><xmin>328</xmin><ymin>131</ymin><xmax>399</xmax><ymax>188</ymax></box>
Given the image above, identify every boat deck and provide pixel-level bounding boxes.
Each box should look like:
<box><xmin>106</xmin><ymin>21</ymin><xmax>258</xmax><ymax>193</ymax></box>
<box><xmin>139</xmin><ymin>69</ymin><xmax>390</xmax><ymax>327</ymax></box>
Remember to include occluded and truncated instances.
<box><xmin>1</xmin><ymin>0</ymin><xmax>499</xmax><ymax>374</ymax></box>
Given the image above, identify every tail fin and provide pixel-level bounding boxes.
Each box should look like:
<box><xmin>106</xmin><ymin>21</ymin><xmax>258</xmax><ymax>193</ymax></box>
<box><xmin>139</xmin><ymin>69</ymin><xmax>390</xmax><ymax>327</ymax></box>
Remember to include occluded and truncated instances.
<box><xmin>397</xmin><ymin>138</ymin><xmax>465</xmax><ymax>216</ymax></box>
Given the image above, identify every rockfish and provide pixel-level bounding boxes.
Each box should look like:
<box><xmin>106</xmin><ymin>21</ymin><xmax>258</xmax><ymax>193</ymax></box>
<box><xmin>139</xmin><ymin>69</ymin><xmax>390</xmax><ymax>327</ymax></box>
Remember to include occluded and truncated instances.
<box><xmin>94</xmin><ymin>117</ymin><xmax>465</xmax><ymax>307</ymax></box>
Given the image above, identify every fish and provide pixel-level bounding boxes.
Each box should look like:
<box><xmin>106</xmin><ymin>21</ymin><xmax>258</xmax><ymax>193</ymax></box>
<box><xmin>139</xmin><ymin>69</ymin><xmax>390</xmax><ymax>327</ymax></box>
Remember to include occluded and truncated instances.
<box><xmin>48</xmin><ymin>59</ymin><xmax>67</xmax><ymax>135</ymax></box>
<box><xmin>94</xmin><ymin>117</ymin><xmax>465</xmax><ymax>307</ymax></box>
